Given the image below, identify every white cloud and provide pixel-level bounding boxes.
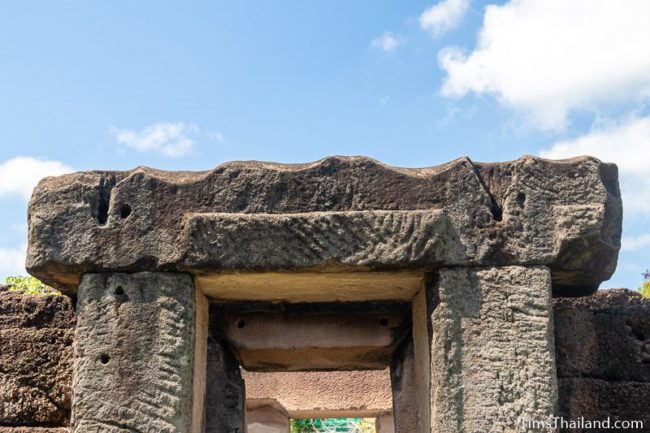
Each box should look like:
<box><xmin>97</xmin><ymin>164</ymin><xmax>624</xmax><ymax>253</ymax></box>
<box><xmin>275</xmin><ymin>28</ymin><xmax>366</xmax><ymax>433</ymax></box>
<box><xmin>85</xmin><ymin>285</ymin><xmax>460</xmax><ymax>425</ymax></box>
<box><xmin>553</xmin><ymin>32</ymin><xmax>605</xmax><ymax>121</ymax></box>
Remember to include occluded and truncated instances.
<box><xmin>208</xmin><ymin>132</ymin><xmax>225</xmax><ymax>142</ymax></box>
<box><xmin>540</xmin><ymin>115</ymin><xmax>650</xmax><ymax>215</ymax></box>
<box><xmin>0</xmin><ymin>157</ymin><xmax>73</xmax><ymax>200</ymax></box>
<box><xmin>0</xmin><ymin>243</ymin><xmax>27</xmax><ymax>278</ymax></box>
<box><xmin>420</xmin><ymin>0</ymin><xmax>469</xmax><ymax>38</ymax></box>
<box><xmin>111</xmin><ymin>122</ymin><xmax>201</xmax><ymax>157</ymax></box>
<box><xmin>622</xmin><ymin>234</ymin><xmax>650</xmax><ymax>252</ymax></box>
<box><xmin>371</xmin><ymin>33</ymin><xmax>400</xmax><ymax>52</ymax></box>
<box><xmin>438</xmin><ymin>0</ymin><xmax>650</xmax><ymax>130</ymax></box>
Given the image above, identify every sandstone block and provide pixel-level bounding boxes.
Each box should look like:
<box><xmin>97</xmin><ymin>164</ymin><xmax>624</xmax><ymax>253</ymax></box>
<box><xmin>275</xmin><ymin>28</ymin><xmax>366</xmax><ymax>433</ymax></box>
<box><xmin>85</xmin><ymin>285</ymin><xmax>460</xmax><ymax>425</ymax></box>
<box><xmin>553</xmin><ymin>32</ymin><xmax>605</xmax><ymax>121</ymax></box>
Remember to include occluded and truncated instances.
<box><xmin>0</xmin><ymin>293</ymin><xmax>73</xmax><ymax>427</ymax></box>
<box><xmin>26</xmin><ymin>156</ymin><xmax>621</xmax><ymax>295</ymax></box>
<box><xmin>204</xmin><ymin>336</ymin><xmax>245</xmax><ymax>433</ymax></box>
<box><xmin>246</xmin><ymin>401</ymin><xmax>289</xmax><ymax>433</ymax></box>
<box><xmin>71</xmin><ymin>273</ymin><xmax>207</xmax><ymax>433</ymax></box>
<box><xmin>243</xmin><ymin>370</ymin><xmax>392</xmax><ymax>418</ymax></box>
<box><xmin>554</xmin><ymin>289</ymin><xmax>650</xmax><ymax>381</ymax></box>
<box><xmin>421</xmin><ymin>266</ymin><xmax>557</xmax><ymax>433</ymax></box>
<box><xmin>390</xmin><ymin>337</ymin><xmax>419</xmax><ymax>433</ymax></box>
<box><xmin>213</xmin><ymin>311</ymin><xmax>409</xmax><ymax>371</ymax></box>
<box><xmin>554</xmin><ymin>289</ymin><xmax>650</xmax><ymax>430</ymax></box>
<box><xmin>0</xmin><ymin>429</ymin><xmax>69</xmax><ymax>433</ymax></box>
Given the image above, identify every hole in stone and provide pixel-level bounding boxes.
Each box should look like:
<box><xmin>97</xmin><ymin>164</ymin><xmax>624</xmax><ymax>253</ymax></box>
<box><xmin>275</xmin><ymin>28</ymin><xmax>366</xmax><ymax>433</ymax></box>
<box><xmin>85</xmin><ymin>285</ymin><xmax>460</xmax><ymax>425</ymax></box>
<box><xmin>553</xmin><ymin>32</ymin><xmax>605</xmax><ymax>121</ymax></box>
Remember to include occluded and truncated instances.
<box><xmin>516</xmin><ymin>192</ymin><xmax>526</xmax><ymax>206</ymax></box>
<box><xmin>379</xmin><ymin>318</ymin><xmax>389</xmax><ymax>326</ymax></box>
<box><xmin>237</xmin><ymin>319</ymin><xmax>246</xmax><ymax>329</ymax></box>
<box><xmin>99</xmin><ymin>353</ymin><xmax>110</xmax><ymax>364</ymax></box>
<box><xmin>119</xmin><ymin>204</ymin><xmax>132</xmax><ymax>219</ymax></box>
<box><xmin>114</xmin><ymin>286</ymin><xmax>125</xmax><ymax>296</ymax></box>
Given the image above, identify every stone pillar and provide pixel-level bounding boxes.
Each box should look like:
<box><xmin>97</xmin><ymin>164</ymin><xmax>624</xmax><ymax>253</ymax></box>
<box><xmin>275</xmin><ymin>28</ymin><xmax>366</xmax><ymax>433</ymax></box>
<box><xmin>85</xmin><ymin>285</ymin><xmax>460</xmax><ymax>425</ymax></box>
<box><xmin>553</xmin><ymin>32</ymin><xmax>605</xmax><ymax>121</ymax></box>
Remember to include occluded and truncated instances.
<box><xmin>376</xmin><ymin>413</ymin><xmax>395</xmax><ymax>433</ymax></box>
<box><xmin>413</xmin><ymin>266</ymin><xmax>558</xmax><ymax>433</ymax></box>
<box><xmin>71</xmin><ymin>272</ymin><xmax>208</xmax><ymax>433</ymax></box>
<box><xmin>205</xmin><ymin>336</ymin><xmax>246</xmax><ymax>433</ymax></box>
<box><xmin>390</xmin><ymin>337</ymin><xmax>418</xmax><ymax>433</ymax></box>
<box><xmin>246</xmin><ymin>400</ymin><xmax>290</xmax><ymax>433</ymax></box>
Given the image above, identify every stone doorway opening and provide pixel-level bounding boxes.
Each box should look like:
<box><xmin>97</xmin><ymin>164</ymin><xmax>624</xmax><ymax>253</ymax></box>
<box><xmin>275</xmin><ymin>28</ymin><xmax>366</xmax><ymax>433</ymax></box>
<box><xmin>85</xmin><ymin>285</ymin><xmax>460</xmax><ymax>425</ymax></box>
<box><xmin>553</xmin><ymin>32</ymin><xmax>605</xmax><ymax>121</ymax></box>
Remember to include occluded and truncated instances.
<box><xmin>29</xmin><ymin>156</ymin><xmax>616</xmax><ymax>432</ymax></box>
<box><xmin>205</xmin><ymin>283</ymin><xmax>428</xmax><ymax>433</ymax></box>
<box><xmin>287</xmin><ymin>417</ymin><xmax>381</xmax><ymax>433</ymax></box>
<box><xmin>244</xmin><ymin>370</ymin><xmax>393</xmax><ymax>433</ymax></box>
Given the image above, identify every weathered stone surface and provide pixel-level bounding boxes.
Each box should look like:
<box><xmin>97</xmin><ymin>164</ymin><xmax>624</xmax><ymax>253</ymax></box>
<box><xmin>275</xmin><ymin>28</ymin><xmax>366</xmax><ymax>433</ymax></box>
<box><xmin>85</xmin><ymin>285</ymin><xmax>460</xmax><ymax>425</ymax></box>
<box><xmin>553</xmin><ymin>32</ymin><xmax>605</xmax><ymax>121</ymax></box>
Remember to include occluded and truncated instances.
<box><xmin>0</xmin><ymin>293</ymin><xmax>73</xmax><ymax>427</ymax></box>
<box><xmin>71</xmin><ymin>273</ymin><xmax>206</xmax><ymax>433</ymax></box>
<box><xmin>0</xmin><ymin>292</ymin><xmax>74</xmax><ymax>329</ymax></box>
<box><xmin>246</xmin><ymin>401</ymin><xmax>289</xmax><ymax>433</ymax></box>
<box><xmin>26</xmin><ymin>156</ymin><xmax>621</xmax><ymax>295</ymax></box>
<box><xmin>204</xmin><ymin>336</ymin><xmax>245</xmax><ymax>433</ymax></box>
<box><xmin>0</xmin><ymin>429</ymin><xmax>68</xmax><ymax>433</ymax></box>
<box><xmin>557</xmin><ymin>379</ymin><xmax>650</xmax><ymax>433</ymax></box>
<box><xmin>375</xmin><ymin>414</ymin><xmax>395</xmax><ymax>433</ymax></box>
<box><xmin>427</xmin><ymin>266</ymin><xmax>557</xmax><ymax>433</ymax></box>
<box><xmin>213</xmin><ymin>311</ymin><xmax>410</xmax><ymax>370</ymax></box>
<box><xmin>243</xmin><ymin>369</ymin><xmax>392</xmax><ymax>417</ymax></box>
<box><xmin>554</xmin><ymin>289</ymin><xmax>650</xmax><ymax>431</ymax></box>
<box><xmin>390</xmin><ymin>337</ymin><xmax>419</xmax><ymax>433</ymax></box>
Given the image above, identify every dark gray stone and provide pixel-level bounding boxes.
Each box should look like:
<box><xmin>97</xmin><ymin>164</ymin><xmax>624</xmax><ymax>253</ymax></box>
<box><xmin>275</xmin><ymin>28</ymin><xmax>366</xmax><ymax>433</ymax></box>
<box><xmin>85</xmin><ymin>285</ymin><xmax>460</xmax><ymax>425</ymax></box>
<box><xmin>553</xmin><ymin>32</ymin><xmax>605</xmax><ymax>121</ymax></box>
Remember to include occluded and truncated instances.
<box><xmin>0</xmin><ymin>292</ymin><xmax>73</xmax><ymax>428</ymax></box>
<box><xmin>204</xmin><ymin>337</ymin><xmax>245</xmax><ymax>433</ymax></box>
<box><xmin>554</xmin><ymin>289</ymin><xmax>650</xmax><ymax>431</ymax></box>
<box><xmin>426</xmin><ymin>266</ymin><xmax>557</xmax><ymax>432</ymax></box>
<box><xmin>26</xmin><ymin>156</ymin><xmax>621</xmax><ymax>295</ymax></box>
<box><xmin>390</xmin><ymin>336</ymin><xmax>419</xmax><ymax>433</ymax></box>
<box><xmin>71</xmin><ymin>273</ymin><xmax>203</xmax><ymax>433</ymax></box>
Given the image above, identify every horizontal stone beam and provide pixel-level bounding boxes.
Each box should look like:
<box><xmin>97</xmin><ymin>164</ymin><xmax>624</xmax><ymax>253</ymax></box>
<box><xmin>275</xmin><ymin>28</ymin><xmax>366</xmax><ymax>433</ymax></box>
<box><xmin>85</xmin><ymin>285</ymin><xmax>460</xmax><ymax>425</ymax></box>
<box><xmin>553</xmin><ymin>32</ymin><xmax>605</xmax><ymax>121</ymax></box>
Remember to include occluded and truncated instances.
<box><xmin>26</xmin><ymin>155</ymin><xmax>621</xmax><ymax>295</ymax></box>
<box><xmin>212</xmin><ymin>311</ymin><xmax>410</xmax><ymax>371</ymax></box>
<box><xmin>243</xmin><ymin>369</ymin><xmax>392</xmax><ymax>418</ymax></box>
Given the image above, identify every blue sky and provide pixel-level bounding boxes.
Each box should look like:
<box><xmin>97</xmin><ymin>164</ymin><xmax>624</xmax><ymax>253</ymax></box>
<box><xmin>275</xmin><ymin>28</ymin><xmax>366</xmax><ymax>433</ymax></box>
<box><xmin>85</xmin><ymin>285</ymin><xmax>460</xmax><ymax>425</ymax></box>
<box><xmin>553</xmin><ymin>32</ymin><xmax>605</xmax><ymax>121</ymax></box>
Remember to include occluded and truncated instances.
<box><xmin>1</xmin><ymin>0</ymin><xmax>649</xmax><ymax>289</ymax></box>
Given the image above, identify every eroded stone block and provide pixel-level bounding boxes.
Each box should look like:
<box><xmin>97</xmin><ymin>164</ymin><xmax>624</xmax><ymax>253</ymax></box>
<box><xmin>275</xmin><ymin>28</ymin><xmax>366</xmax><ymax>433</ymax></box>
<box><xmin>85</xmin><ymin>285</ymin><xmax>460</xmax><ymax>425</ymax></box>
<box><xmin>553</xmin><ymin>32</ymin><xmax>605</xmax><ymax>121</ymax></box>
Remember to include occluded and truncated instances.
<box><xmin>27</xmin><ymin>156</ymin><xmax>621</xmax><ymax>295</ymax></box>
<box><xmin>0</xmin><ymin>429</ymin><xmax>69</xmax><ymax>433</ymax></box>
<box><xmin>243</xmin><ymin>370</ymin><xmax>392</xmax><ymax>418</ymax></box>
<box><xmin>390</xmin><ymin>337</ymin><xmax>419</xmax><ymax>433</ymax></box>
<box><xmin>204</xmin><ymin>336</ymin><xmax>245</xmax><ymax>433</ymax></box>
<box><xmin>246</xmin><ymin>401</ymin><xmax>289</xmax><ymax>433</ymax></box>
<box><xmin>375</xmin><ymin>414</ymin><xmax>395</xmax><ymax>433</ymax></box>
<box><xmin>71</xmin><ymin>273</ymin><xmax>207</xmax><ymax>433</ymax></box>
<box><xmin>0</xmin><ymin>292</ymin><xmax>73</xmax><ymax>427</ymax></box>
<box><xmin>554</xmin><ymin>289</ymin><xmax>650</xmax><ymax>431</ymax></box>
<box><xmin>419</xmin><ymin>266</ymin><xmax>557</xmax><ymax>433</ymax></box>
<box><xmin>214</xmin><ymin>311</ymin><xmax>409</xmax><ymax>371</ymax></box>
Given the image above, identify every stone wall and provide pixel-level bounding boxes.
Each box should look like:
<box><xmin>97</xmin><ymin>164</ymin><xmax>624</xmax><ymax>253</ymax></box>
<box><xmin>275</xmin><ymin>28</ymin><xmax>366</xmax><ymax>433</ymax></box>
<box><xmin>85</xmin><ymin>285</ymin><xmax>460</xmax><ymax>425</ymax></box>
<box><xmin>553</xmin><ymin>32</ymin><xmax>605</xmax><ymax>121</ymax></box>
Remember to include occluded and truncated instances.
<box><xmin>2</xmin><ymin>289</ymin><xmax>650</xmax><ymax>432</ymax></box>
<box><xmin>0</xmin><ymin>290</ymin><xmax>73</xmax><ymax>433</ymax></box>
<box><xmin>554</xmin><ymin>289</ymin><xmax>650</xmax><ymax>432</ymax></box>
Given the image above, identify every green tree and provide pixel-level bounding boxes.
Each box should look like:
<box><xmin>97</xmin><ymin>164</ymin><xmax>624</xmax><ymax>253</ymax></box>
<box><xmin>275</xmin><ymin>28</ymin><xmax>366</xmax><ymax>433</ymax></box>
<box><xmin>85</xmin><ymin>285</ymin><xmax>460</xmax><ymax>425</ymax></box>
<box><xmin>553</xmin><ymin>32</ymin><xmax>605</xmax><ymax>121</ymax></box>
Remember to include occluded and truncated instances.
<box><xmin>291</xmin><ymin>418</ymin><xmax>375</xmax><ymax>433</ymax></box>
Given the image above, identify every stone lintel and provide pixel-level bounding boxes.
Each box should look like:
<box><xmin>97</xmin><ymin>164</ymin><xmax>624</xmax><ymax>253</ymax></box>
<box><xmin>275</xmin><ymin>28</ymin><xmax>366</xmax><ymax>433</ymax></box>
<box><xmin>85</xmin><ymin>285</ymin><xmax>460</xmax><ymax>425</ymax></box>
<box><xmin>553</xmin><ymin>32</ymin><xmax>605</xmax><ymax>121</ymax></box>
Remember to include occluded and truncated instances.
<box><xmin>71</xmin><ymin>272</ymin><xmax>207</xmax><ymax>433</ymax></box>
<box><xmin>213</xmin><ymin>312</ymin><xmax>410</xmax><ymax>371</ymax></box>
<box><xmin>27</xmin><ymin>155</ymin><xmax>621</xmax><ymax>296</ymax></box>
<box><xmin>243</xmin><ymin>369</ymin><xmax>392</xmax><ymax>418</ymax></box>
<box><xmin>197</xmin><ymin>271</ymin><xmax>424</xmax><ymax>303</ymax></box>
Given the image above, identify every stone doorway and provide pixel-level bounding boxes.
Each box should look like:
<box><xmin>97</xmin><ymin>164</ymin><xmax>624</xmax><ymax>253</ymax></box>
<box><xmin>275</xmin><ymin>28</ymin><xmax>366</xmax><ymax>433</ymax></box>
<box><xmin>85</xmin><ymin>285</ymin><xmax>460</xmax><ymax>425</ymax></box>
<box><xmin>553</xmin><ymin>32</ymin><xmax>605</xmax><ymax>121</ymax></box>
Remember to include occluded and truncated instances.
<box><xmin>204</xmin><ymin>281</ymin><xmax>424</xmax><ymax>433</ymax></box>
<box><xmin>26</xmin><ymin>156</ymin><xmax>621</xmax><ymax>432</ymax></box>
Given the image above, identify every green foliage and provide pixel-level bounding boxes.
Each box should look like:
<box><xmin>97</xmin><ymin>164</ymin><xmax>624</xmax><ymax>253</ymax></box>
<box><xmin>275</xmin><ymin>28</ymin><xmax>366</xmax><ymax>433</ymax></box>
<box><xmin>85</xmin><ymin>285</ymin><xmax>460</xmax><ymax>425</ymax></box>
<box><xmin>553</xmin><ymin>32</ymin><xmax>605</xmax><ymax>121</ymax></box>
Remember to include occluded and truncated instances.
<box><xmin>640</xmin><ymin>280</ymin><xmax>650</xmax><ymax>299</ymax></box>
<box><xmin>291</xmin><ymin>418</ymin><xmax>375</xmax><ymax>433</ymax></box>
<box><xmin>4</xmin><ymin>275</ymin><xmax>60</xmax><ymax>296</ymax></box>
<box><xmin>639</xmin><ymin>269</ymin><xmax>650</xmax><ymax>299</ymax></box>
